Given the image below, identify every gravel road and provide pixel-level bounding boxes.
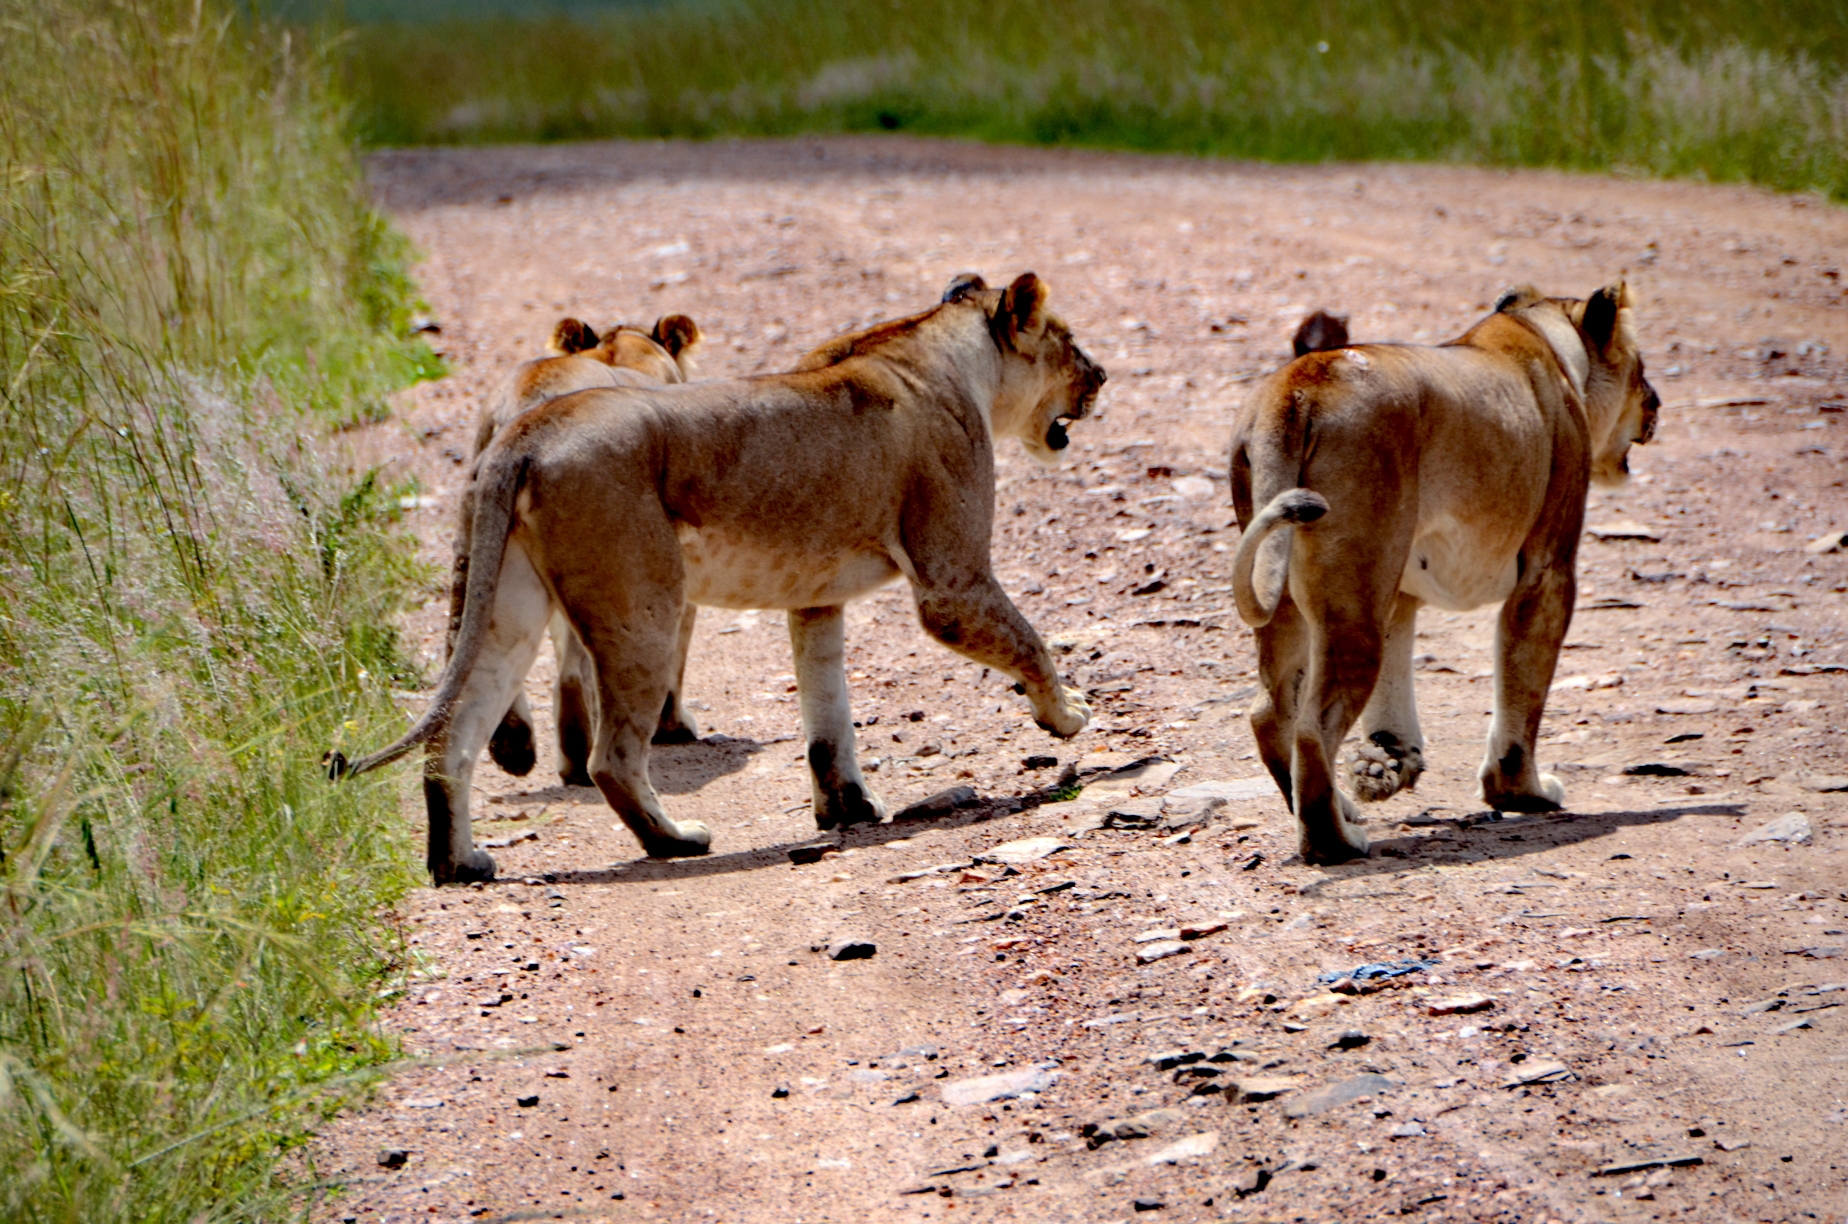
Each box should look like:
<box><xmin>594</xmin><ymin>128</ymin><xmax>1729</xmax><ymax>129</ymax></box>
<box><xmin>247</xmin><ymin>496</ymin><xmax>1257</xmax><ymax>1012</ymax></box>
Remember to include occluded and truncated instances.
<box><xmin>312</xmin><ymin>137</ymin><xmax>1847</xmax><ymax>1224</ymax></box>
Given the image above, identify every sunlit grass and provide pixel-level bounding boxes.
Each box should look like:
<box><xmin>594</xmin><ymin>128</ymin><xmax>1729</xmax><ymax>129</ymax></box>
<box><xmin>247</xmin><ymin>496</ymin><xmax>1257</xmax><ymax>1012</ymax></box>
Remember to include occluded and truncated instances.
<box><xmin>338</xmin><ymin>0</ymin><xmax>1848</xmax><ymax>199</ymax></box>
<box><xmin>1</xmin><ymin>0</ymin><xmax>438</xmax><ymax>1218</ymax></box>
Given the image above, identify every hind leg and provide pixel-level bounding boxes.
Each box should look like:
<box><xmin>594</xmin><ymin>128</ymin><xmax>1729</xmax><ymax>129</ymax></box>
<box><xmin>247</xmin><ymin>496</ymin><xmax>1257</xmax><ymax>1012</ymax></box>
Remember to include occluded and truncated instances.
<box><xmin>424</xmin><ymin>541</ymin><xmax>551</xmax><ymax>884</ymax></box>
<box><xmin>1351</xmin><ymin>592</ymin><xmax>1425</xmax><ymax>801</ymax></box>
<box><xmin>651</xmin><ymin>603</ymin><xmax>701</xmax><ymax>745</ymax></box>
<box><xmin>552</xmin><ymin>614</ymin><xmax>596</xmax><ymax>787</ymax></box>
<box><xmin>1290</xmin><ymin>600</ymin><xmax>1388</xmax><ymax>864</ymax></box>
<box><xmin>1479</xmin><ymin>564</ymin><xmax>1572</xmax><ymax>812</ymax></box>
<box><xmin>1248</xmin><ymin>596</ymin><xmax>1309</xmax><ymax>811</ymax></box>
<box><xmin>790</xmin><ymin>606</ymin><xmax>885</xmax><ymax>830</ymax></box>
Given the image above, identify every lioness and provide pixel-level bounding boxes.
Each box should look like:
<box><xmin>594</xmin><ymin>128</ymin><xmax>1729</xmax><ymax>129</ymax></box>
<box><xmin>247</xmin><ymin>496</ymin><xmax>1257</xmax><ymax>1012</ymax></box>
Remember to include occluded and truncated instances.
<box><xmin>1229</xmin><ymin>283</ymin><xmax>1659</xmax><ymax>865</ymax></box>
<box><xmin>458</xmin><ymin>314</ymin><xmax>705</xmax><ymax>784</ymax></box>
<box><xmin>338</xmin><ymin>272</ymin><xmax>1105</xmax><ymax>884</ymax></box>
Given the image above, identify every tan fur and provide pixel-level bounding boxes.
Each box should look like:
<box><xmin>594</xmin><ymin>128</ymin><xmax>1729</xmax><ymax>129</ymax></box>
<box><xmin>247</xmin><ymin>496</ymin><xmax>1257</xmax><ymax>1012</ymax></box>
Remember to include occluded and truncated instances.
<box><xmin>455</xmin><ymin>315</ymin><xmax>706</xmax><ymax>785</ymax></box>
<box><xmin>343</xmin><ymin>274</ymin><xmax>1106</xmax><ymax>885</ymax></box>
<box><xmin>1229</xmin><ymin>281</ymin><xmax>1659</xmax><ymax>865</ymax></box>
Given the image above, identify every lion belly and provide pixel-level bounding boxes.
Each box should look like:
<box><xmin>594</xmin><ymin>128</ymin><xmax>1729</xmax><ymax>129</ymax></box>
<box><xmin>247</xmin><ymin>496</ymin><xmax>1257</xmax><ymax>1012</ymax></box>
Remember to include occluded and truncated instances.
<box><xmin>1398</xmin><ymin>517</ymin><xmax>1522</xmax><ymax>611</ymax></box>
<box><xmin>676</xmin><ymin>524</ymin><xmax>900</xmax><ymax>611</ymax></box>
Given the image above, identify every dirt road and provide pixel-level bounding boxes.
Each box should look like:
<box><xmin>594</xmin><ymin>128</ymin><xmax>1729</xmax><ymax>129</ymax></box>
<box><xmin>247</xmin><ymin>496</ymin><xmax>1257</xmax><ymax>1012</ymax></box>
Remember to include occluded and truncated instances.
<box><xmin>314</xmin><ymin>137</ymin><xmax>1847</xmax><ymax>1224</ymax></box>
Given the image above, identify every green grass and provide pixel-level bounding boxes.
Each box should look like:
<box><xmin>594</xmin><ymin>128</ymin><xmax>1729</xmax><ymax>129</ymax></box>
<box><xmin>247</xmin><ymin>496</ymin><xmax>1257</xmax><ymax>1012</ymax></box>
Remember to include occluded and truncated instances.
<box><xmin>1</xmin><ymin>0</ymin><xmax>440</xmax><ymax>1218</ymax></box>
<box><xmin>336</xmin><ymin>0</ymin><xmax>1848</xmax><ymax>199</ymax></box>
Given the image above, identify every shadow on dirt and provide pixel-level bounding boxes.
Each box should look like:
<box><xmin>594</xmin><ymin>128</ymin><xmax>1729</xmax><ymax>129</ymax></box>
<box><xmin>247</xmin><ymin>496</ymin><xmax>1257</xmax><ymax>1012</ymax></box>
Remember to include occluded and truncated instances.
<box><xmin>1292</xmin><ymin>801</ymin><xmax>1747</xmax><ymax>894</ymax></box>
<box><xmin>489</xmin><ymin>732</ymin><xmax>771</xmax><ymax>806</ymax></box>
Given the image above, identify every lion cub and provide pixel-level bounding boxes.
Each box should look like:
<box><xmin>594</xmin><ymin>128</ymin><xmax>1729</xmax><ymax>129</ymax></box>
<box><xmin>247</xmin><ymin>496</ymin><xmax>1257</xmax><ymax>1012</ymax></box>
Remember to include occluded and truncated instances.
<box><xmin>1230</xmin><ymin>284</ymin><xmax>1659</xmax><ymax>865</ymax></box>
<box><xmin>341</xmin><ymin>273</ymin><xmax>1105</xmax><ymax>884</ymax></box>
<box><xmin>455</xmin><ymin>314</ymin><xmax>705</xmax><ymax>786</ymax></box>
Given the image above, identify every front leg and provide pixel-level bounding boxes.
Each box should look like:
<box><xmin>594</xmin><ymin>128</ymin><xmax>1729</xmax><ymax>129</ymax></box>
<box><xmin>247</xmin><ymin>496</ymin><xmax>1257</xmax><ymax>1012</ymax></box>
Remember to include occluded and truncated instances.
<box><xmin>789</xmin><ymin>606</ymin><xmax>885</xmax><ymax>830</ymax></box>
<box><xmin>911</xmin><ymin>576</ymin><xmax>1089</xmax><ymax>738</ymax></box>
<box><xmin>1479</xmin><ymin>564</ymin><xmax>1572</xmax><ymax>812</ymax></box>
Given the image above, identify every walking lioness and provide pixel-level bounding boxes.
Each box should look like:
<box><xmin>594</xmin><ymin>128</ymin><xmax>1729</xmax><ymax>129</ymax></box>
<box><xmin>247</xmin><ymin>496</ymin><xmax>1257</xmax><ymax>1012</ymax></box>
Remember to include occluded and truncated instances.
<box><xmin>336</xmin><ymin>273</ymin><xmax>1104</xmax><ymax>884</ymax></box>
<box><xmin>1230</xmin><ymin>283</ymin><xmax>1659</xmax><ymax>864</ymax></box>
<box><xmin>460</xmin><ymin>314</ymin><xmax>706</xmax><ymax>784</ymax></box>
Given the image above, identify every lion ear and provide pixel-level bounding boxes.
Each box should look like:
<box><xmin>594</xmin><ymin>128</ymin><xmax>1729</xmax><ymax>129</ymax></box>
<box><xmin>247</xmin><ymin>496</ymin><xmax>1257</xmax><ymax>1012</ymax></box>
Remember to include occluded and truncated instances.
<box><xmin>1493</xmin><ymin>284</ymin><xmax>1544</xmax><ymax>314</ymax></box>
<box><xmin>942</xmin><ymin>272</ymin><xmax>987</xmax><ymax>303</ymax></box>
<box><xmin>652</xmin><ymin>314</ymin><xmax>703</xmax><ymax>359</ymax></box>
<box><xmin>549</xmin><ymin>317</ymin><xmax>599</xmax><ymax>355</ymax></box>
<box><xmin>999</xmin><ymin>272</ymin><xmax>1049</xmax><ymax>340</ymax></box>
<box><xmin>1581</xmin><ymin>283</ymin><xmax>1625</xmax><ymax>352</ymax></box>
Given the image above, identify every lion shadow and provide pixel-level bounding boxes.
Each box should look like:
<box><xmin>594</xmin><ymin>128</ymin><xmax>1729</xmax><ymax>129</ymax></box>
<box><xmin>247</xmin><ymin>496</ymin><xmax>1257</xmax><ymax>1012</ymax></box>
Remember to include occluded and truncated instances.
<box><xmin>486</xmin><ymin>732</ymin><xmax>770</xmax><ymax>805</ymax></box>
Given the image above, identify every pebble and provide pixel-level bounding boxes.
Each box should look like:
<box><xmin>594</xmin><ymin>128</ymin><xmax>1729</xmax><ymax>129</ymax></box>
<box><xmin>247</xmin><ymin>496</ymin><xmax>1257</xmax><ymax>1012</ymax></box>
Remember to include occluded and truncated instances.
<box><xmin>1144</xmin><ymin>1131</ymin><xmax>1219</xmax><ymax>1164</ymax></box>
<box><xmin>1501</xmin><ymin>1060</ymin><xmax>1573</xmax><ymax>1087</ymax></box>
<box><xmin>1736</xmin><ymin>812</ymin><xmax>1812</xmax><ymax>846</ymax></box>
<box><xmin>1328</xmin><ymin>1030</ymin><xmax>1370</xmax><ymax>1050</ymax></box>
<box><xmin>1427</xmin><ymin>994</ymin><xmax>1494</xmax><ymax>1016</ymax></box>
<box><xmin>977</xmin><ymin>836</ymin><xmax>1069</xmax><ymax>864</ymax></box>
<box><xmin>516</xmin><ymin>1095</ymin><xmax>539</xmax><ymax>1107</ymax></box>
<box><xmin>1283</xmin><ymin>1073</ymin><xmax>1395</xmax><ymax>1118</ymax></box>
<box><xmin>894</xmin><ymin>785</ymin><xmax>978</xmax><ymax>819</ymax></box>
<box><xmin>377</xmin><ymin>1148</ymin><xmax>409</xmax><ymax>1169</ymax></box>
<box><xmin>1388</xmin><ymin>1123</ymin><xmax>1426</xmax><ymax>1138</ymax></box>
<box><xmin>1594</xmin><ymin>1153</ymin><xmax>1703</xmax><ymax>1176</ymax></box>
<box><xmin>1226</xmin><ymin>1075</ymin><xmax>1302</xmax><ymax>1103</ymax></box>
<box><xmin>826</xmin><ymin>938</ymin><xmax>876</xmax><ymax>961</ymax></box>
<box><xmin>1135</xmin><ymin>940</ymin><xmax>1192</xmax><ymax>965</ymax></box>
<box><xmin>939</xmin><ymin>1065</ymin><xmax>1055</xmax><ymax>1106</ymax></box>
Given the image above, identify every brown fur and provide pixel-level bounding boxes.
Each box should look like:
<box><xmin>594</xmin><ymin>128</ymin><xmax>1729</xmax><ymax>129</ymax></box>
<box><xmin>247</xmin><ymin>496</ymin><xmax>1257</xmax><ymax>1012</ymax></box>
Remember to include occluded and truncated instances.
<box><xmin>457</xmin><ymin>314</ymin><xmax>706</xmax><ymax>784</ymax></box>
<box><xmin>1229</xmin><ymin>282</ymin><xmax>1659</xmax><ymax>865</ymax></box>
<box><xmin>342</xmin><ymin>274</ymin><xmax>1106</xmax><ymax>885</ymax></box>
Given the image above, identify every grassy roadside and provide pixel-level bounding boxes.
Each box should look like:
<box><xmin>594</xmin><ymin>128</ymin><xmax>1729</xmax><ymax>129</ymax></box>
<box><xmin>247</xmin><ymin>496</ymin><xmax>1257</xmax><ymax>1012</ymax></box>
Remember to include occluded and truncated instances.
<box><xmin>1</xmin><ymin>0</ymin><xmax>441</xmax><ymax>1218</ymax></box>
<box><xmin>335</xmin><ymin>0</ymin><xmax>1848</xmax><ymax>200</ymax></box>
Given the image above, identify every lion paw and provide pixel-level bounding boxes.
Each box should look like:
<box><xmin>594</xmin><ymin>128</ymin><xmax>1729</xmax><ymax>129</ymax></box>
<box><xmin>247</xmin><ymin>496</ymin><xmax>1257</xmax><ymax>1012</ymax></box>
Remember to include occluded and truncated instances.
<box><xmin>432</xmin><ymin>847</ymin><xmax>497</xmax><ymax>886</ymax></box>
<box><xmin>1036</xmin><ymin>685</ymin><xmax>1092</xmax><ymax>739</ymax></box>
<box><xmin>1348</xmin><ymin>736</ymin><xmax>1424</xmax><ymax>802</ymax></box>
<box><xmin>642</xmin><ymin>820</ymin><xmax>712</xmax><ymax>859</ymax></box>
<box><xmin>815</xmin><ymin>783</ymin><xmax>887</xmax><ymax>831</ymax></box>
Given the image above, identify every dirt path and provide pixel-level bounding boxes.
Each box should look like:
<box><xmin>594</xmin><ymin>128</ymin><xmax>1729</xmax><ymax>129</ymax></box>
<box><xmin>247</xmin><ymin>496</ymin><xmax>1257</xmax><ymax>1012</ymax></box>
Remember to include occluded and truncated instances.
<box><xmin>315</xmin><ymin>137</ymin><xmax>1847</xmax><ymax>1224</ymax></box>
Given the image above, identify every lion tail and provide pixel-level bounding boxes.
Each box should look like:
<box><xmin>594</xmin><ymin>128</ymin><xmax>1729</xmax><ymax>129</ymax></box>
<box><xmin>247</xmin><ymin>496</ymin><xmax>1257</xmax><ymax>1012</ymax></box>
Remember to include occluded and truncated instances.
<box><xmin>1230</xmin><ymin>487</ymin><xmax>1329</xmax><ymax>628</ymax></box>
<box><xmin>329</xmin><ymin>447</ymin><xmax>531</xmax><ymax>780</ymax></box>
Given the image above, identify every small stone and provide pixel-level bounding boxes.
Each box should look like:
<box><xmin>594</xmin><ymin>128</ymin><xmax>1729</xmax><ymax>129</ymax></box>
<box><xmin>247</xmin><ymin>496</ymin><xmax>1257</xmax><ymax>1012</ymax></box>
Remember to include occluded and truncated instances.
<box><xmin>1793</xmin><ymin>772</ymin><xmax>1848</xmax><ymax>793</ymax></box>
<box><xmin>894</xmin><ymin>785</ymin><xmax>979</xmax><ymax>820</ymax></box>
<box><xmin>1328</xmin><ymin>1030</ymin><xmax>1370</xmax><ymax>1051</ymax></box>
<box><xmin>1656</xmin><ymin>699</ymin><xmax>1719</xmax><ymax>715</ymax></box>
<box><xmin>1770</xmin><ymin>1016</ymin><xmax>1813</xmax><ymax>1035</ymax></box>
<box><xmin>1226</xmin><ymin>1076</ymin><xmax>1302</xmax><ymax>1103</ymax></box>
<box><xmin>1283</xmin><ymin>1073</ymin><xmax>1396</xmax><ymax>1118</ymax></box>
<box><xmin>377</xmin><ymin>1148</ymin><xmax>409</xmax><ymax>1169</ymax></box>
<box><xmin>1501</xmin><ymin>1060</ymin><xmax>1573</xmax><ymax>1087</ymax></box>
<box><xmin>1022</xmin><ymin>755</ymin><xmax>1059</xmax><ymax>770</ymax></box>
<box><xmin>1803</xmin><ymin>529</ymin><xmax>1847</xmax><ymax>554</ymax></box>
<box><xmin>1389</xmin><ymin>1123</ymin><xmax>1426</xmax><ymax>1138</ymax></box>
<box><xmin>771</xmin><ymin>1086</ymin><xmax>790</xmax><ymax>1098</ymax></box>
<box><xmin>1179</xmin><ymin>921</ymin><xmax>1228</xmax><ymax>940</ymax></box>
<box><xmin>893</xmin><ymin>1089</ymin><xmax>921</xmax><ymax>1105</ymax></box>
<box><xmin>939</xmin><ymin>1065</ymin><xmax>1055</xmax><ymax>1106</ymax></box>
<box><xmin>977</xmin><ymin>836</ymin><xmax>1069</xmax><ymax>865</ymax></box>
<box><xmin>1136</xmin><ymin>940</ymin><xmax>1192</xmax><ymax>965</ymax></box>
<box><xmin>1135</xmin><ymin>927</ymin><xmax>1182</xmax><ymax>943</ymax></box>
<box><xmin>1148</xmin><ymin>1049</ymin><xmax>1204</xmax><ymax>1071</ymax></box>
<box><xmin>516</xmin><ymin>1094</ymin><xmax>539</xmax><ymax>1108</ymax></box>
<box><xmin>1133</xmin><ymin>1196</ymin><xmax>1166</xmax><ymax>1211</ymax></box>
<box><xmin>1426</xmin><ymin>994</ymin><xmax>1495</xmax><ymax>1016</ymax></box>
<box><xmin>1594</xmin><ymin>1153</ymin><xmax>1703</xmax><ymax>1176</ymax></box>
<box><xmin>1737</xmin><ymin>812</ymin><xmax>1812</xmax><ymax>846</ymax></box>
<box><xmin>1144</xmin><ymin>1131</ymin><xmax>1219</xmax><ymax>1164</ymax></box>
<box><xmin>827</xmin><ymin>938</ymin><xmax>876</xmax><ymax>961</ymax></box>
<box><xmin>788</xmin><ymin>841</ymin><xmax>838</xmax><ymax>865</ymax></box>
<box><xmin>1103</xmin><ymin>797</ymin><xmax>1164</xmax><ymax>827</ymax></box>
<box><xmin>1587</xmin><ymin>521</ymin><xmax>1663</xmax><ymax>541</ymax></box>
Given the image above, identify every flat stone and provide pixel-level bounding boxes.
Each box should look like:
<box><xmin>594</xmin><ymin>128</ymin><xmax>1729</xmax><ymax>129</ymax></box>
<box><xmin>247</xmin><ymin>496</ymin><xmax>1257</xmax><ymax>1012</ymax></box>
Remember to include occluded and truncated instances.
<box><xmin>1594</xmin><ymin>1153</ymin><xmax>1703</xmax><ymax>1176</ymax></box>
<box><xmin>1389</xmin><ymin>1123</ymin><xmax>1426</xmax><ymax>1138</ymax></box>
<box><xmin>1135</xmin><ymin>927</ymin><xmax>1182</xmax><ymax>943</ymax></box>
<box><xmin>1656</xmin><ymin>699</ymin><xmax>1719</xmax><ymax>715</ymax></box>
<box><xmin>1103</xmin><ymin>797</ymin><xmax>1164</xmax><ymax>827</ymax></box>
<box><xmin>1804</xmin><ymin>529</ymin><xmax>1847</xmax><ymax>554</ymax></box>
<box><xmin>378</xmin><ymin>1148</ymin><xmax>409</xmax><ymax>1169</ymax></box>
<box><xmin>976</xmin><ymin>836</ymin><xmax>1068</xmax><ymax>865</ymax></box>
<box><xmin>1587</xmin><ymin>521</ymin><xmax>1663</xmax><ymax>541</ymax></box>
<box><xmin>1737</xmin><ymin>812</ymin><xmax>1812</xmax><ymax>846</ymax></box>
<box><xmin>826</xmin><ymin>938</ymin><xmax>876</xmax><ymax>961</ymax></box>
<box><xmin>939</xmin><ymin>1065</ymin><xmax>1055</xmax><ymax>1106</ymax></box>
<box><xmin>1501</xmin><ymin>1059</ymin><xmax>1573</xmax><ymax>1087</ymax></box>
<box><xmin>1136</xmin><ymin>940</ymin><xmax>1192</xmax><ymax>965</ymax></box>
<box><xmin>1227</xmin><ymin>1076</ymin><xmax>1302</xmax><ymax>1103</ymax></box>
<box><xmin>1144</xmin><ymin>1131</ymin><xmax>1219</xmax><ymax>1164</ymax></box>
<box><xmin>1166</xmin><ymin>777</ymin><xmax>1274</xmax><ymax>804</ymax></box>
<box><xmin>1427</xmin><ymin>994</ymin><xmax>1495</xmax><ymax>1016</ymax></box>
<box><xmin>1283</xmin><ymin>1073</ymin><xmax>1395</xmax><ymax>1117</ymax></box>
<box><xmin>1793</xmin><ymin>772</ymin><xmax>1848</xmax><ymax>793</ymax></box>
<box><xmin>893</xmin><ymin>785</ymin><xmax>979</xmax><ymax>820</ymax></box>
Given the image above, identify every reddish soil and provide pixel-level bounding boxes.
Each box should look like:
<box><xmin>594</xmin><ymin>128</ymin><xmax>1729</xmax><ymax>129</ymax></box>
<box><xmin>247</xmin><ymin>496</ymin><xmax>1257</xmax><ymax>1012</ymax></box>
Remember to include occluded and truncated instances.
<box><xmin>314</xmin><ymin>137</ymin><xmax>1847</xmax><ymax>1224</ymax></box>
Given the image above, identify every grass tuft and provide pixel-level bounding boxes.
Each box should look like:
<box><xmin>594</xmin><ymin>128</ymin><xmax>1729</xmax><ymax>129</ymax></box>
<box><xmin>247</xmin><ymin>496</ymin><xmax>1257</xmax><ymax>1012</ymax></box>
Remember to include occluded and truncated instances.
<box><xmin>1</xmin><ymin>0</ymin><xmax>438</xmax><ymax>1217</ymax></box>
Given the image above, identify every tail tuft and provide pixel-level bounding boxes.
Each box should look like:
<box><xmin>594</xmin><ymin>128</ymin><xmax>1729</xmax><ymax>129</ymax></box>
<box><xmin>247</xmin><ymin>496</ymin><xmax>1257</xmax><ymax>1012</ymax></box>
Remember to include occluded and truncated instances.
<box><xmin>323</xmin><ymin>749</ymin><xmax>350</xmax><ymax>782</ymax></box>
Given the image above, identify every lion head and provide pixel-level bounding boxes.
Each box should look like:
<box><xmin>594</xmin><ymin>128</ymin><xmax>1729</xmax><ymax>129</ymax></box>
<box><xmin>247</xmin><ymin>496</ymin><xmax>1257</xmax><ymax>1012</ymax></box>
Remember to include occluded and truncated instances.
<box><xmin>548</xmin><ymin>314</ymin><xmax>703</xmax><ymax>384</ymax></box>
<box><xmin>1571</xmin><ymin>282</ymin><xmax>1659</xmax><ymax>487</ymax></box>
<box><xmin>959</xmin><ymin>272</ymin><xmax>1107</xmax><ymax>467</ymax></box>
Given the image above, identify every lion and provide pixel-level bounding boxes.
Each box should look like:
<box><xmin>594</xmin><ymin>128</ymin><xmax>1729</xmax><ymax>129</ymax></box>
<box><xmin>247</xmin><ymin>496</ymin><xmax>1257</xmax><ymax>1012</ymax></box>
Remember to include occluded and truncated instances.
<box><xmin>1229</xmin><ymin>283</ymin><xmax>1660</xmax><ymax>865</ymax></box>
<box><xmin>337</xmin><ymin>272</ymin><xmax>1105</xmax><ymax>884</ymax></box>
<box><xmin>457</xmin><ymin>314</ymin><xmax>705</xmax><ymax>786</ymax></box>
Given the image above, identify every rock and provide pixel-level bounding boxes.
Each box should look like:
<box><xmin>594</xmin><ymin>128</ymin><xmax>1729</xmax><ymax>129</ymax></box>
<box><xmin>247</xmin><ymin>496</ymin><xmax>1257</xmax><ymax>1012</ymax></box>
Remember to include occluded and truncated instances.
<box><xmin>516</xmin><ymin>1094</ymin><xmax>539</xmax><ymax>1107</ymax></box>
<box><xmin>1328</xmin><ymin>1030</ymin><xmax>1370</xmax><ymax>1051</ymax></box>
<box><xmin>1145</xmin><ymin>1131</ymin><xmax>1219</xmax><ymax>1164</ymax></box>
<box><xmin>1136</xmin><ymin>940</ymin><xmax>1191</xmax><ymax>965</ymax></box>
<box><xmin>1792</xmin><ymin>771</ymin><xmax>1848</xmax><ymax>793</ymax></box>
<box><xmin>771</xmin><ymin>1086</ymin><xmax>789</xmax><ymax>1098</ymax></box>
<box><xmin>1282</xmin><ymin>1073</ymin><xmax>1395</xmax><ymax>1118</ymax></box>
<box><xmin>1103</xmin><ymin>797</ymin><xmax>1164</xmax><ymax>827</ymax></box>
<box><xmin>1427</xmin><ymin>994</ymin><xmax>1495</xmax><ymax>1016</ymax></box>
<box><xmin>788</xmin><ymin>841</ymin><xmax>838</xmax><ymax>864</ymax></box>
<box><xmin>1623</xmin><ymin>762</ymin><xmax>1690</xmax><ymax>777</ymax></box>
<box><xmin>1737</xmin><ymin>812</ymin><xmax>1812</xmax><ymax>846</ymax></box>
<box><xmin>1389</xmin><ymin>1123</ymin><xmax>1426</xmax><ymax>1138</ymax></box>
<box><xmin>1770</xmin><ymin>1016</ymin><xmax>1813</xmax><ymax>1034</ymax></box>
<box><xmin>939</xmin><ymin>1065</ymin><xmax>1055</xmax><ymax>1106</ymax></box>
<box><xmin>1147</xmin><ymin>1049</ymin><xmax>1203</xmax><ymax>1071</ymax></box>
<box><xmin>1112</xmin><ymin>1119</ymin><xmax>1151</xmax><ymax>1140</ymax></box>
<box><xmin>1083</xmin><ymin>758</ymin><xmax>1182</xmax><ymax>798</ymax></box>
<box><xmin>1231</xmin><ymin>1167</ymin><xmax>1274</xmax><ymax>1197</ymax></box>
<box><xmin>880</xmin><ymin>1044</ymin><xmax>940</xmax><ymax>1067</ymax></box>
<box><xmin>1165</xmin><ymin>777</ymin><xmax>1274</xmax><ymax>804</ymax></box>
<box><xmin>894</xmin><ymin>785</ymin><xmax>980</xmax><ymax>820</ymax></box>
<box><xmin>850</xmin><ymin>1068</ymin><xmax>890</xmax><ymax>1083</ymax></box>
<box><xmin>893</xmin><ymin>1089</ymin><xmax>921</xmax><ymax>1105</ymax></box>
<box><xmin>1792</xmin><ymin>945</ymin><xmax>1845</xmax><ymax>959</ymax></box>
<box><xmin>1291</xmin><ymin>992</ymin><xmax>1346</xmax><ymax>1018</ymax></box>
<box><xmin>1133</xmin><ymin>1197</ymin><xmax>1165</xmax><ymax>1212</ymax></box>
<box><xmin>1739</xmin><ymin>998</ymin><xmax>1785</xmax><ymax>1015</ymax></box>
<box><xmin>1594</xmin><ymin>1154</ymin><xmax>1703</xmax><ymax>1176</ymax></box>
<box><xmin>1022</xmin><ymin>754</ymin><xmax>1059</xmax><ymax>769</ymax></box>
<box><xmin>1587</xmin><ymin>521</ymin><xmax>1663</xmax><ymax>541</ymax></box>
<box><xmin>1501</xmin><ymin>1060</ymin><xmax>1573</xmax><ymax>1087</ymax></box>
<box><xmin>1804</xmin><ymin>529</ymin><xmax>1847</xmax><ymax>554</ymax></box>
<box><xmin>976</xmin><ymin>836</ymin><xmax>1069</xmax><ymax>865</ymax></box>
<box><xmin>1655</xmin><ymin>699</ymin><xmax>1718</xmax><ymax>715</ymax></box>
<box><xmin>1227</xmin><ymin>1076</ymin><xmax>1302</xmax><ymax>1103</ymax></box>
<box><xmin>378</xmin><ymin>1148</ymin><xmax>409</xmax><ymax>1169</ymax></box>
<box><xmin>827</xmin><ymin>938</ymin><xmax>876</xmax><ymax>961</ymax></box>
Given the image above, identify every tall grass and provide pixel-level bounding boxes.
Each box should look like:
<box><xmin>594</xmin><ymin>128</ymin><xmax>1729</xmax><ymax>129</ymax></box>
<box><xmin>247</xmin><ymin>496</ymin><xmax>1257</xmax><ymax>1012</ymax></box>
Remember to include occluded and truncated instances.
<box><xmin>1</xmin><ymin>0</ymin><xmax>438</xmax><ymax>1218</ymax></box>
<box><xmin>340</xmin><ymin>0</ymin><xmax>1848</xmax><ymax>199</ymax></box>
